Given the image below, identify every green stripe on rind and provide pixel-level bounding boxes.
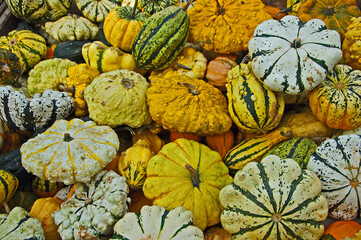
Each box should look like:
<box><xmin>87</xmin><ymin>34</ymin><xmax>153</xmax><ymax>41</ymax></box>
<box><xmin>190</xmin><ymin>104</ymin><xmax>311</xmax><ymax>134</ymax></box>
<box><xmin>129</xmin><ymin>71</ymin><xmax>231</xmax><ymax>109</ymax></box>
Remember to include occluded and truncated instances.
<box><xmin>242</xmin><ymin>76</ymin><xmax>261</xmax><ymax>129</ymax></box>
<box><xmin>224</xmin><ymin>139</ymin><xmax>268</xmax><ymax>166</ymax></box>
<box><xmin>257</xmin><ymin>163</ymin><xmax>278</xmax><ymax>213</ymax></box>
<box><xmin>311</xmin><ymin>153</ymin><xmax>350</xmax><ymax>181</ymax></box>
<box><xmin>97</xmin><ymin>50</ymin><xmax>105</xmax><ymax>73</ymax></box>
<box><xmin>171</xmin><ymin>222</ymin><xmax>193</xmax><ymax>238</ymax></box>
<box><xmin>160</xmin><ymin>207</ymin><xmax>169</xmax><ymax>232</ymax></box>
<box><xmin>111</xmin><ymin>234</ymin><xmax>131</xmax><ymax>240</ymax></box>
<box><xmin>225</xmin><ymin>206</ymin><xmax>270</xmax><ymax>219</ymax></box>
<box><xmin>232</xmin><ymin>220</ymin><xmax>273</xmax><ymax>238</ymax></box>
<box><xmin>279</xmin><ymin>221</ymin><xmax>304</xmax><ymax>240</ymax></box>
<box><xmin>279</xmin><ymin>172</ymin><xmax>304</xmax><ymax>213</ymax></box>
<box><xmin>0</xmin><ymin>174</ymin><xmax>9</xmax><ymax>201</ymax></box>
<box><xmin>282</xmin><ymin>194</ymin><xmax>323</xmax><ymax>217</ymax></box>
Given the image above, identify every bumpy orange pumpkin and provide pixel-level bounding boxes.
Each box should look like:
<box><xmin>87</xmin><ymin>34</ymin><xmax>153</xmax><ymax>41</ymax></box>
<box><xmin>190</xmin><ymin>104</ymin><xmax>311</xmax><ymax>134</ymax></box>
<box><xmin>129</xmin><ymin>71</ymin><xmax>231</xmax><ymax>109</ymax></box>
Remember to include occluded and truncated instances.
<box><xmin>324</xmin><ymin>220</ymin><xmax>361</xmax><ymax>240</ymax></box>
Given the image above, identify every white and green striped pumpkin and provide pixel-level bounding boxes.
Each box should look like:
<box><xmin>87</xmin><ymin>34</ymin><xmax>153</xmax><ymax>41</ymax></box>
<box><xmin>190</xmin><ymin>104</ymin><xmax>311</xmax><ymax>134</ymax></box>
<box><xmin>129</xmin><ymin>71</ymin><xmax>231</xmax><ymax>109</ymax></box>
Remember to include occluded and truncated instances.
<box><xmin>248</xmin><ymin>15</ymin><xmax>343</xmax><ymax>95</ymax></box>
<box><xmin>111</xmin><ymin>205</ymin><xmax>204</xmax><ymax>239</ymax></box>
<box><xmin>307</xmin><ymin>134</ymin><xmax>361</xmax><ymax>220</ymax></box>
<box><xmin>74</xmin><ymin>0</ymin><xmax>123</xmax><ymax>23</ymax></box>
<box><xmin>220</xmin><ymin>155</ymin><xmax>328</xmax><ymax>240</ymax></box>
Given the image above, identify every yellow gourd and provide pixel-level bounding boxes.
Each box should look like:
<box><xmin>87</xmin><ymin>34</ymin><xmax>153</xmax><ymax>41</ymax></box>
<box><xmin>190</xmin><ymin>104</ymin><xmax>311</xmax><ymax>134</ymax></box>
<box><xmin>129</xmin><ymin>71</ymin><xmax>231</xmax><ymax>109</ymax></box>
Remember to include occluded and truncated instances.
<box><xmin>132</xmin><ymin>128</ymin><xmax>164</xmax><ymax>154</ymax></box>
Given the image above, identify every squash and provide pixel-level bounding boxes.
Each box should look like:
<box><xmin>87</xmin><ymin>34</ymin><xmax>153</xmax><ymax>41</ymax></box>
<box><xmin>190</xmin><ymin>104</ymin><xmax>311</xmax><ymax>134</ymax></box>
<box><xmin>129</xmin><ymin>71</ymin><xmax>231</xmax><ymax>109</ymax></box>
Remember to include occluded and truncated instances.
<box><xmin>52</xmin><ymin>170</ymin><xmax>129</xmax><ymax>239</ymax></box>
<box><xmin>169</xmin><ymin>131</ymin><xmax>203</xmax><ymax>142</ymax></box>
<box><xmin>307</xmin><ymin>134</ymin><xmax>361</xmax><ymax>220</ymax></box>
<box><xmin>205</xmin><ymin>129</ymin><xmax>235</xmax><ymax>159</ymax></box>
<box><xmin>127</xmin><ymin>190</ymin><xmax>153</xmax><ymax>214</ymax></box>
<box><xmin>31</xmin><ymin>177</ymin><xmax>64</xmax><ymax>198</ymax></box>
<box><xmin>132</xmin><ymin>127</ymin><xmax>164</xmax><ymax>154</ymax></box>
<box><xmin>204</xmin><ymin>226</ymin><xmax>232</xmax><ymax>240</ymax></box>
<box><xmin>74</xmin><ymin>0</ymin><xmax>123</xmax><ymax>23</ymax></box>
<box><xmin>139</xmin><ymin>0</ymin><xmax>178</xmax><ymax>15</ymax></box>
<box><xmin>0</xmin><ymin>170</ymin><xmax>18</xmax><ymax>213</ymax></box>
<box><xmin>187</xmin><ymin>0</ymin><xmax>272</xmax><ymax>54</ymax></box>
<box><xmin>206</xmin><ymin>56</ymin><xmax>237</xmax><ymax>91</ymax></box>
<box><xmin>248</xmin><ymin>15</ymin><xmax>343</xmax><ymax>94</ymax></box>
<box><xmin>0</xmin><ymin>30</ymin><xmax>48</xmax><ymax>72</ymax></box>
<box><xmin>0</xmin><ymin>48</ymin><xmax>24</xmax><ymax>86</ymax></box>
<box><xmin>147</xmin><ymin>75</ymin><xmax>232</xmax><ymax>136</ymax></box>
<box><xmin>0</xmin><ymin>131</ymin><xmax>24</xmax><ymax>154</ymax></box>
<box><xmin>110</xmin><ymin>206</ymin><xmax>204</xmax><ymax>239</ymax></box>
<box><xmin>220</xmin><ymin>155</ymin><xmax>328</xmax><ymax>240</ymax></box>
<box><xmin>143</xmin><ymin>138</ymin><xmax>233</xmax><ymax>230</ymax></box>
<box><xmin>309</xmin><ymin>64</ymin><xmax>361</xmax><ymax>130</ymax></box>
<box><xmin>84</xmin><ymin>69</ymin><xmax>152</xmax><ymax>128</ymax></box>
<box><xmin>342</xmin><ymin>17</ymin><xmax>361</xmax><ymax>71</ymax></box>
<box><xmin>324</xmin><ymin>220</ymin><xmax>361</xmax><ymax>240</ymax></box>
<box><xmin>0</xmin><ymin>191</ymin><xmax>38</xmax><ymax>213</ymax></box>
<box><xmin>53</xmin><ymin>40</ymin><xmax>91</xmax><ymax>64</ymax></box>
<box><xmin>20</xmin><ymin>118</ymin><xmax>120</xmax><ymax>185</ymax></box>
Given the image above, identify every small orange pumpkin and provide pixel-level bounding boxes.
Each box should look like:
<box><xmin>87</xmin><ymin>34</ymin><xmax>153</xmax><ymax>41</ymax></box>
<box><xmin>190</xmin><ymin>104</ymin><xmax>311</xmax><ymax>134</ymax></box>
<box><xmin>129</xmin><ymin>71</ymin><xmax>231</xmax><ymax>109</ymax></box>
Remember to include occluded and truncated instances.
<box><xmin>324</xmin><ymin>220</ymin><xmax>361</xmax><ymax>240</ymax></box>
<box><xmin>206</xmin><ymin>57</ymin><xmax>237</xmax><ymax>91</ymax></box>
<box><xmin>204</xmin><ymin>226</ymin><xmax>232</xmax><ymax>240</ymax></box>
<box><xmin>205</xmin><ymin>129</ymin><xmax>235</xmax><ymax>159</ymax></box>
<box><xmin>169</xmin><ymin>131</ymin><xmax>203</xmax><ymax>142</ymax></box>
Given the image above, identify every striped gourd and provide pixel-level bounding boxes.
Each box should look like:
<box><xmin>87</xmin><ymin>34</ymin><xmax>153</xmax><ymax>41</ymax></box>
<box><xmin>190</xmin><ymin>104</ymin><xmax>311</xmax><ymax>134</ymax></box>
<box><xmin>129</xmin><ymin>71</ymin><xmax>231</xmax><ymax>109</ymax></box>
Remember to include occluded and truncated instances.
<box><xmin>220</xmin><ymin>155</ymin><xmax>328</xmax><ymax>240</ymax></box>
<box><xmin>263</xmin><ymin>137</ymin><xmax>317</xmax><ymax>169</ymax></box>
<box><xmin>31</xmin><ymin>177</ymin><xmax>64</xmax><ymax>198</ymax></box>
<box><xmin>224</xmin><ymin>127</ymin><xmax>292</xmax><ymax>174</ymax></box>
<box><xmin>132</xmin><ymin>5</ymin><xmax>190</xmax><ymax>70</ymax></box>
<box><xmin>307</xmin><ymin>134</ymin><xmax>361</xmax><ymax>220</ymax></box>
<box><xmin>0</xmin><ymin>30</ymin><xmax>47</xmax><ymax>72</ymax></box>
<box><xmin>139</xmin><ymin>0</ymin><xmax>177</xmax><ymax>15</ymax></box>
<box><xmin>0</xmin><ymin>170</ymin><xmax>18</xmax><ymax>205</ymax></box>
<box><xmin>75</xmin><ymin>0</ymin><xmax>123</xmax><ymax>23</ymax></box>
<box><xmin>226</xmin><ymin>63</ymin><xmax>285</xmax><ymax>134</ymax></box>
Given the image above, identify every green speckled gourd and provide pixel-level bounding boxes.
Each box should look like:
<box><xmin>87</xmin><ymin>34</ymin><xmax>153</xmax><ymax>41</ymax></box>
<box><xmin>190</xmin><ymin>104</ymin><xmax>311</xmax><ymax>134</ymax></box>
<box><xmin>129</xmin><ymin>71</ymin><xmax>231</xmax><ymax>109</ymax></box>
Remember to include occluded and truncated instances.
<box><xmin>139</xmin><ymin>0</ymin><xmax>177</xmax><ymax>15</ymax></box>
<box><xmin>74</xmin><ymin>0</ymin><xmax>123</xmax><ymax>23</ymax></box>
<box><xmin>132</xmin><ymin>5</ymin><xmax>190</xmax><ymax>70</ymax></box>
<box><xmin>263</xmin><ymin>137</ymin><xmax>317</xmax><ymax>169</ymax></box>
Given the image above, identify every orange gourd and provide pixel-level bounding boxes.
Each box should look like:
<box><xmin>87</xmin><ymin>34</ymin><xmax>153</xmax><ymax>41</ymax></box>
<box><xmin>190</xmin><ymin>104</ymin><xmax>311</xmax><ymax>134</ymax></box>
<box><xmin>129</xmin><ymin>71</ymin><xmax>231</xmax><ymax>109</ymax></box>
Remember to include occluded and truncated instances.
<box><xmin>324</xmin><ymin>220</ymin><xmax>361</xmax><ymax>240</ymax></box>
<box><xmin>205</xmin><ymin>129</ymin><xmax>235</xmax><ymax>159</ymax></box>
<box><xmin>206</xmin><ymin>57</ymin><xmax>237</xmax><ymax>91</ymax></box>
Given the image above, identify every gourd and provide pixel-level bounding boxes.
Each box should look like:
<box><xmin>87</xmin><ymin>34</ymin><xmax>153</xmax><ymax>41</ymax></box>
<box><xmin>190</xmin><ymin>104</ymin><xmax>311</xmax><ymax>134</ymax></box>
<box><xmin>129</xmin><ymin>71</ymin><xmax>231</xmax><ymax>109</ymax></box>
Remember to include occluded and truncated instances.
<box><xmin>204</xmin><ymin>226</ymin><xmax>232</xmax><ymax>240</ymax></box>
<box><xmin>0</xmin><ymin>170</ymin><xmax>18</xmax><ymax>213</ymax></box>
<box><xmin>110</xmin><ymin>206</ymin><xmax>204</xmax><ymax>239</ymax></box>
<box><xmin>0</xmin><ymin>30</ymin><xmax>48</xmax><ymax>72</ymax></box>
<box><xmin>53</xmin><ymin>40</ymin><xmax>91</xmax><ymax>64</ymax></box>
<box><xmin>20</xmin><ymin>118</ymin><xmax>120</xmax><ymax>185</ymax></box>
<box><xmin>0</xmin><ymin>48</ymin><xmax>24</xmax><ymax>86</ymax></box>
<box><xmin>226</xmin><ymin>63</ymin><xmax>285</xmax><ymax>134</ymax></box>
<box><xmin>220</xmin><ymin>155</ymin><xmax>328</xmax><ymax>240</ymax></box>
<box><xmin>169</xmin><ymin>131</ymin><xmax>203</xmax><ymax>142</ymax></box>
<box><xmin>143</xmin><ymin>138</ymin><xmax>233</xmax><ymax>230</ymax></box>
<box><xmin>147</xmin><ymin>75</ymin><xmax>232</xmax><ymax>135</ymax></box>
<box><xmin>0</xmin><ymin>191</ymin><xmax>38</xmax><ymax>213</ymax></box>
<box><xmin>323</xmin><ymin>220</ymin><xmax>361</xmax><ymax>240</ymax></box>
<box><xmin>205</xmin><ymin>129</ymin><xmax>235</xmax><ymax>159</ymax></box>
<box><xmin>187</xmin><ymin>0</ymin><xmax>272</xmax><ymax>54</ymax></box>
<box><xmin>248</xmin><ymin>15</ymin><xmax>343</xmax><ymax>94</ymax></box>
<box><xmin>127</xmin><ymin>190</ymin><xmax>153</xmax><ymax>214</ymax></box>
<box><xmin>206</xmin><ymin>56</ymin><xmax>237</xmax><ymax>91</ymax></box>
<box><xmin>309</xmin><ymin>64</ymin><xmax>361</xmax><ymax>130</ymax></box>
<box><xmin>31</xmin><ymin>177</ymin><xmax>64</xmax><ymax>198</ymax></box>
<box><xmin>52</xmin><ymin>170</ymin><xmax>129</xmax><ymax>240</ymax></box>
<box><xmin>0</xmin><ymin>119</ymin><xmax>4</xmax><ymax>150</ymax></box>
<box><xmin>342</xmin><ymin>17</ymin><xmax>361</xmax><ymax>70</ymax></box>
<box><xmin>84</xmin><ymin>69</ymin><xmax>152</xmax><ymax>128</ymax></box>
<box><xmin>44</xmin><ymin>14</ymin><xmax>99</xmax><ymax>42</ymax></box>
<box><xmin>74</xmin><ymin>0</ymin><xmax>123</xmax><ymax>23</ymax></box>
<box><xmin>307</xmin><ymin>134</ymin><xmax>361</xmax><ymax>220</ymax></box>
<box><xmin>132</xmin><ymin>127</ymin><xmax>164</xmax><ymax>154</ymax></box>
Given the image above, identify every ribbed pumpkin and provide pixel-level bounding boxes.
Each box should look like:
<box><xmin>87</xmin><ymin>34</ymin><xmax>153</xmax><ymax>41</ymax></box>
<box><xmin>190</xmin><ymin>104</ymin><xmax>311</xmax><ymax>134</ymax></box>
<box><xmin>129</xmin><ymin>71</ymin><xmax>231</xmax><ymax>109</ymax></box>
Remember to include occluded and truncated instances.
<box><xmin>206</xmin><ymin>56</ymin><xmax>237</xmax><ymax>91</ymax></box>
<box><xmin>74</xmin><ymin>0</ymin><xmax>123</xmax><ymax>23</ymax></box>
<box><xmin>0</xmin><ymin>170</ymin><xmax>18</xmax><ymax>212</ymax></box>
<box><xmin>226</xmin><ymin>63</ymin><xmax>285</xmax><ymax>134</ymax></box>
<box><xmin>143</xmin><ymin>138</ymin><xmax>233</xmax><ymax>230</ymax></box>
<box><xmin>31</xmin><ymin>177</ymin><xmax>64</xmax><ymax>198</ymax></box>
<box><xmin>309</xmin><ymin>64</ymin><xmax>361</xmax><ymax>130</ymax></box>
<box><xmin>0</xmin><ymin>48</ymin><xmax>24</xmax><ymax>86</ymax></box>
<box><xmin>324</xmin><ymin>220</ymin><xmax>361</xmax><ymax>240</ymax></box>
<box><xmin>205</xmin><ymin>129</ymin><xmax>235</xmax><ymax>159</ymax></box>
<box><xmin>0</xmin><ymin>30</ymin><xmax>47</xmax><ymax>72</ymax></box>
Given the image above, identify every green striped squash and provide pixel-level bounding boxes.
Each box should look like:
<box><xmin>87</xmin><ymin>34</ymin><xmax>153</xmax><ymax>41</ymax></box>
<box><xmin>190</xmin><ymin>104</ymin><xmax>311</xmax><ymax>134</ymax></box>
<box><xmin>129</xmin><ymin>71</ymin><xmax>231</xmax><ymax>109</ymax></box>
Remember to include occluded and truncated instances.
<box><xmin>224</xmin><ymin>127</ymin><xmax>292</xmax><ymax>174</ymax></box>
<box><xmin>220</xmin><ymin>155</ymin><xmax>328</xmax><ymax>240</ymax></box>
<box><xmin>307</xmin><ymin>134</ymin><xmax>361</xmax><ymax>220</ymax></box>
<box><xmin>0</xmin><ymin>170</ymin><xmax>18</xmax><ymax>205</ymax></box>
<box><xmin>139</xmin><ymin>0</ymin><xmax>177</xmax><ymax>15</ymax></box>
<box><xmin>132</xmin><ymin>5</ymin><xmax>189</xmax><ymax>71</ymax></box>
<box><xmin>75</xmin><ymin>0</ymin><xmax>123</xmax><ymax>23</ymax></box>
<box><xmin>226</xmin><ymin>63</ymin><xmax>285</xmax><ymax>134</ymax></box>
<box><xmin>0</xmin><ymin>30</ymin><xmax>47</xmax><ymax>72</ymax></box>
<box><xmin>31</xmin><ymin>177</ymin><xmax>64</xmax><ymax>198</ymax></box>
<box><xmin>263</xmin><ymin>137</ymin><xmax>317</xmax><ymax>169</ymax></box>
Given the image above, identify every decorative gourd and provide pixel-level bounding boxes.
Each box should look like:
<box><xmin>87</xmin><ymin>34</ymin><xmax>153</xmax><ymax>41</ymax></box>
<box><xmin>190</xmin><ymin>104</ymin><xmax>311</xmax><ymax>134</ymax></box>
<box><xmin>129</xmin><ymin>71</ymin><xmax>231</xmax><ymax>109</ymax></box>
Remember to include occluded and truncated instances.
<box><xmin>103</xmin><ymin>2</ymin><xmax>148</xmax><ymax>52</ymax></box>
<box><xmin>309</xmin><ymin>64</ymin><xmax>361</xmax><ymax>130</ymax></box>
<box><xmin>84</xmin><ymin>69</ymin><xmax>152</xmax><ymax>128</ymax></box>
<box><xmin>139</xmin><ymin>0</ymin><xmax>177</xmax><ymax>15</ymax></box>
<box><xmin>82</xmin><ymin>41</ymin><xmax>137</xmax><ymax>73</ymax></box>
<box><xmin>307</xmin><ymin>134</ymin><xmax>361</xmax><ymax>220</ymax></box>
<box><xmin>127</xmin><ymin>190</ymin><xmax>153</xmax><ymax>214</ymax></box>
<box><xmin>224</xmin><ymin>127</ymin><xmax>293</xmax><ymax>174</ymax></box>
<box><xmin>147</xmin><ymin>75</ymin><xmax>232</xmax><ymax>135</ymax></box>
<box><xmin>110</xmin><ymin>205</ymin><xmax>204</xmax><ymax>239</ymax></box>
<box><xmin>169</xmin><ymin>131</ymin><xmax>203</xmax><ymax>142</ymax></box>
<box><xmin>220</xmin><ymin>155</ymin><xmax>328</xmax><ymax>240</ymax></box>
<box><xmin>296</xmin><ymin>0</ymin><xmax>361</xmax><ymax>40</ymax></box>
<box><xmin>206</xmin><ymin>56</ymin><xmax>237</xmax><ymax>91</ymax></box>
<box><xmin>0</xmin><ymin>131</ymin><xmax>24</xmax><ymax>154</ymax></box>
<box><xmin>74</xmin><ymin>0</ymin><xmax>123</xmax><ymax>23</ymax></box>
<box><xmin>187</xmin><ymin>0</ymin><xmax>272</xmax><ymax>54</ymax></box>
<box><xmin>0</xmin><ymin>48</ymin><xmax>24</xmax><ymax>86</ymax></box>
<box><xmin>0</xmin><ymin>191</ymin><xmax>38</xmax><ymax>213</ymax></box>
<box><xmin>27</xmin><ymin>58</ymin><xmax>77</xmax><ymax>96</ymax></box>
<box><xmin>0</xmin><ymin>30</ymin><xmax>48</xmax><ymax>72</ymax></box>
<box><xmin>132</xmin><ymin>128</ymin><xmax>164</xmax><ymax>154</ymax></box>
<box><xmin>52</xmin><ymin>170</ymin><xmax>129</xmax><ymax>239</ymax></box>
<box><xmin>0</xmin><ymin>170</ymin><xmax>18</xmax><ymax>213</ymax></box>
<box><xmin>0</xmin><ymin>119</ymin><xmax>4</xmax><ymax>150</ymax></box>
<box><xmin>206</xmin><ymin>129</ymin><xmax>235</xmax><ymax>159</ymax></box>
<box><xmin>0</xmin><ymin>86</ymin><xmax>74</xmax><ymax>132</ymax></box>
<box><xmin>342</xmin><ymin>17</ymin><xmax>361</xmax><ymax>70</ymax></box>
<box><xmin>20</xmin><ymin>118</ymin><xmax>120</xmax><ymax>185</ymax></box>
<box><xmin>324</xmin><ymin>220</ymin><xmax>361</xmax><ymax>240</ymax></box>
<box><xmin>226</xmin><ymin>63</ymin><xmax>285</xmax><ymax>134</ymax></box>
<box><xmin>29</xmin><ymin>197</ymin><xmax>64</xmax><ymax>240</ymax></box>
<box><xmin>0</xmin><ymin>207</ymin><xmax>45</xmax><ymax>239</ymax></box>
<box><xmin>204</xmin><ymin>226</ymin><xmax>232</xmax><ymax>240</ymax></box>
<box><xmin>53</xmin><ymin>40</ymin><xmax>91</xmax><ymax>63</ymax></box>
<box><xmin>32</xmin><ymin>177</ymin><xmax>64</xmax><ymax>198</ymax></box>
<box><xmin>150</xmin><ymin>47</ymin><xmax>207</xmax><ymax>79</ymax></box>
<box><xmin>143</xmin><ymin>138</ymin><xmax>233</xmax><ymax>230</ymax></box>
<box><xmin>132</xmin><ymin>5</ymin><xmax>190</xmax><ymax>70</ymax></box>
<box><xmin>248</xmin><ymin>15</ymin><xmax>343</xmax><ymax>94</ymax></box>
<box><xmin>44</xmin><ymin>14</ymin><xmax>99</xmax><ymax>42</ymax></box>
<box><xmin>5</xmin><ymin>0</ymin><xmax>71</xmax><ymax>24</ymax></box>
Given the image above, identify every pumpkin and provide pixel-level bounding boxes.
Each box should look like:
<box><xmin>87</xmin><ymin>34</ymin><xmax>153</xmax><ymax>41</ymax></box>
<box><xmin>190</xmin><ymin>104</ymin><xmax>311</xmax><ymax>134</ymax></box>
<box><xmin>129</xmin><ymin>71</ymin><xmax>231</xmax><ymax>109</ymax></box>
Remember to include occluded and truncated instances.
<box><xmin>29</xmin><ymin>197</ymin><xmax>64</xmax><ymax>240</ymax></box>
<box><xmin>342</xmin><ymin>17</ymin><xmax>361</xmax><ymax>71</ymax></box>
<box><xmin>248</xmin><ymin>15</ymin><xmax>343</xmax><ymax>95</ymax></box>
<box><xmin>74</xmin><ymin>0</ymin><xmax>123</xmax><ymax>23</ymax></box>
<box><xmin>52</xmin><ymin>170</ymin><xmax>130</xmax><ymax>239</ymax></box>
<box><xmin>226</xmin><ymin>63</ymin><xmax>285</xmax><ymax>134</ymax></box>
<box><xmin>53</xmin><ymin>40</ymin><xmax>91</xmax><ymax>64</ymax></box>
<box><xmin>150</xmin><ymin>47</ymin><xmax>207</xmax><ymax>79</ymax></box>
<box><xmin>169</xmin><ymin>131</ymin><xmax>203</xmax><ymax>142</ymax></box>
<box><xmin>84</xmin><ymin>69</ymin><xmax>152</xmax><ymax>128</ymax></box>
<box><xmin>132</xmin><ymin>127</ymin><xmax>164</xmax><ymax>154</ymax></box>
<box><xmin>44</xmin><ymin>14</ymin><xmax>99</xmax><ymax>42</ymax></box>
<box><xmin>324</xmin><ymin>220</ymin><xmax>361</xmax><ymax>240</ymax></box>
<box><xmin>206</xmin><ymin>56</ymin><xmax>237</xmax><ymax>91</ymax></box>
<box><xmin>103</xmin><ymin>1</ymin><xmax>148</xmax><ymax>52</ymax></box>
<box><xmin>127</xmin><ymin>190</ymin><xmax>153</xmax><ymax>214</ymax></box>
<box><xmin>139</xmin><ymin>0</ymin><xmax>178</xmax><ymax>15</ymax></box>
<box><xmin>147</xmin><ymin>75</ymin><xmax>232</xmax><ymax>136</ymax></box>
<box><xmin>0</xmin><ymin>170</ymin><xmax>18</xmax><ymax>213</ymax></box>
<box><xmin>187</xmin><ymin>0</ymin><xmax>272</xmax><ymax>54</ymax></box>
<box><xmin>307</xmin><ymin>134</ymin><xmax>361</xmax><ymax>220</ymax></box>
<box><xmin>309</xmin><ymin>64</ymin><xmax>361</xmax><ymax>130</ymax></box>
<box><xmin>206</xmin><ymin>129</ymin><xmax>235</xmax><ymax>159</ymax></box>
<box><xmin>220</xmin><ymin>155</ymin><xmax>328</xmax><ymax>240</ymax></box>
<box><xmin>143</xmin><ymin>138</ymin><xmax>233</xmax><ymax>230</ymax></box>
<box><xmin>296</xmin><ymin>0</ymin><xmax>361</xmax><ymax>40</ymax></box>
<box><xmin>110</xmin><ymin>205</ymin><xmax>204</xmax><ymax>239</ymax></box>
<box><xmin>204</xmin><ymin>226</ymin><xmax>232</xmax><ymax>240</ymax></box>
<box><xmin>0</xmin><ymin>48</ymin><xmax>24</xmax><ymax>86</ymax></box>
<box><xmin>31</xmin><ymin>177</ymin><xmax>64</xmax><ymax>198</ymax></box>
<box><xmin>0</xmin><ymin>30</ymin><xmax>48</xmax><ymax>72</ymax></box>
<box><xmin>20</xmin><ymin>118</ymin><xmax>120</xmax><ymax>185</ymax></box>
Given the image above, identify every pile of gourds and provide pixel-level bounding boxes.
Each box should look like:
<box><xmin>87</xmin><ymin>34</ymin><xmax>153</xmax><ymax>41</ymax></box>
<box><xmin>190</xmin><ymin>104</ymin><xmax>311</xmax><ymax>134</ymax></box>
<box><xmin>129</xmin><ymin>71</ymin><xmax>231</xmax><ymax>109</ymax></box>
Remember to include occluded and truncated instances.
<box><xmin>0</xmin><ymin>0</ymin><xmax>361</xmax><ymax>239</ymax></box>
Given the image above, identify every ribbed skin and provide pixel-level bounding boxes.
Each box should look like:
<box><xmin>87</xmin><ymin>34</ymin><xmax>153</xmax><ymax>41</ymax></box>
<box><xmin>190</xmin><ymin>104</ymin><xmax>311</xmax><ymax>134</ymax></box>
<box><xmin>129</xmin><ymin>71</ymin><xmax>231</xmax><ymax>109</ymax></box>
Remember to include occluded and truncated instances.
<box><xmin>0</xmin><ymin>170</ymin><xmax>18</xmax><ymax>203</ymax></box>
<box><xmin>75</xmin><ymin>0</ymin><xmax>123</xmax><ymax>23</ymax></box>
<box><xmin>31</xmin><ymin>177</ymin><xmax>64</xmax><ymax>198</ymax></box>
<box><xmin>132</xmin><ymin>6</ymin><xmax>189</xmax><ymax>70</ymax></box>
<box><xmin>139</xmin><ymin>0</ymin><xmax>177</xmax><ymax>15</ymax></box>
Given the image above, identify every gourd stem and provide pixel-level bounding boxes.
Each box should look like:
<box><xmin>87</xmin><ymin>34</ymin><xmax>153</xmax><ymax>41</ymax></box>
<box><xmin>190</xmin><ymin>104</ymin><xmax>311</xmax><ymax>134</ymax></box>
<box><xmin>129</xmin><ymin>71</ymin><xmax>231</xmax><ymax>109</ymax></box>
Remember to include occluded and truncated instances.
<box><xmin>335</xmin><ymin>82</ymin><xmax>345</xmax><ymax>89</ymax></box>
<box><xmin>175</xmin><ymin>63</ymin><xmax>192</xmax><ymax>70</ymax></box>
<box><xmin>63</xmin><ymin>133</ymin><xmax>73</xmax><ymax>142</ymax></box>
<box><xmin>215</xmin><ymin>0</ymin><xmax>225</xmax><ymax>15</ymax></box>
<box><xmin>325</xmin><ymin>5</ymin><xmax>335</xmax><ymax>15</ymax></box>
<box><xmin>8</xmin><ymin>39</ymin><xmax>17</xmax><ymax>46</ymax></box>
<box><xmin>57</xmin><ymin>83</ymin><xmax>75</xmax><ymax>96</ymax></box>
<box><xmin>177</xmin><ymin>82</ymin><xmax>200</xmax><ymax>95</ymax></box>
<box><xmin>291</xmin><ymin>38</ymin><xmax>302</xmax><ymax>48</ymax></box>
<box><xmin>182</xmin><ymin>0</ymin><xmax>195</xmax><ymax>11</ymax></box>
<box><xmin>280</xmin><ymin>128</ymin><xmax>293</xmax><ymax>138</ymax></box>
<box><xmin>272</xmin><ymin>213</ymin><xmax>282</xmax><ymax>223</ymax></box>
<box><xmin>121</xmin><ymin>78</ymin><xmax>135</xmax><ymax>90</ymax></box>
<box><xmin>185</xmin><ymin>164</ymin><xmax>200</xmax><ymax>188</ymax></box>
<box><xmin>130</xmin><ymin>0</ymin><xmax>139</xmax><ymax>19</ymax></box>
<box><xmin>115</xmin><ymin>125</ymin><xmax>135</xmax><ymax>135</ymax></box>
<box><xmin>1</xmin><ymin>202</ymin><xmax>10</xmax><ymax>214</ymax></box>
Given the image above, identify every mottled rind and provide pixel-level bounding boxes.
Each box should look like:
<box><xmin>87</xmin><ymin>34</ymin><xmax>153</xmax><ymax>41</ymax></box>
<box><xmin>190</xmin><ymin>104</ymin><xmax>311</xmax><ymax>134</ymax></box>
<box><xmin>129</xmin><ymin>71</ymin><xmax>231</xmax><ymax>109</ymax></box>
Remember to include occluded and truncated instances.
<box><xmin>75</xmin><ymin>0</ymin><xmax>123</xmax><ymax>23</ymax></box>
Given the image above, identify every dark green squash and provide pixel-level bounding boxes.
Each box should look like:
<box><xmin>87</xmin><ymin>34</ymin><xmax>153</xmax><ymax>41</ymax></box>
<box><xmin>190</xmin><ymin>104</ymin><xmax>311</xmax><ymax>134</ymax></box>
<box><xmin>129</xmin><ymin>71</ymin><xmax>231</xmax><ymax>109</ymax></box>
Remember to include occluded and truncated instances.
<box><xmin>53</xmin><ymin>40</ymin><xmax>91</xmax><ymax>63</ymax></box>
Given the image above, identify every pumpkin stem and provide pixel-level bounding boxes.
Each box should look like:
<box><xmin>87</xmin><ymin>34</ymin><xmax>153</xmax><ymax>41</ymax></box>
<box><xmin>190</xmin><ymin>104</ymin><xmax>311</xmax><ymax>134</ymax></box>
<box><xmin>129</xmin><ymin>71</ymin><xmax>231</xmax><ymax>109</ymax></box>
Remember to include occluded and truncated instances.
<box><xmin>115</xmin><ymin>125</ymin><xmax>136</xmax><ymax>135</ymax></box>
<box><xmin>182</xmin><ymin>0</ymin><xmax>195</xmax><ymax>11</ymax></box>
<box><xmin>63</xmin><ymin>133</ymin><xmax>73</xmax><ymax>142</ymax></box>
<box><xmin>215</xmin><ymin>0</ymin><xmax>225</xmax><ymax>15</ymax></box>
<box><xmin>325</xmin><ymin>5</ymin><xmax>335</xmax><ymax>15</ymax></box>
<box><xmin>350</xmin><ymin>179</ymin><xmax>359</xmax><ymax>189</ymax></box>
<box><xmin>335</xmin><ymin>82</ymin><xmax>345</xmax><ymax>89</ymax></box>
<box><xmin>185</xmin><ymin>163</ymin><xmax>200</xmax><ymax>188</ymax></box>
<box><xmin>272</xmin><ymin>213</ymin><xmax>282</xmax><ymax>223</ymax></box>
<box><xmin>1</xmin><ymin>202</ymin><xmax>10</xmax><ymax>214</ymax></box>
<box><xmin>130</xmin><ymin>0</ymin><xmax>139</xmax><ymax>19</ymax></box>
<box><xmin>291</xmin><ymin>38</ymin><xmax>302</xmax><ymax>48</ymax></box>
<box><xmin>57</xmin><ymin>83</ymin><xmax>76</xmax><ymax>96</ymax></box>
<box><xmin>280</xmin><ymin>128</ymin><xmax>293</xmax><ymax>138</ymax></box>
<box><xmin>178</xmin><ymin>82</ymin><xmax>200</xmax><ymax>95</ymax></box>
<box><xmin>175</xmin><ymin>63</ymin><xmax>192</xmax><ymax>70</ymax></box>
<box><xmin>121</xmin><ymin>78</ymin><xmax>135</xmax><ymax>90</ymax></box>
<box><xmin>278</xmin><ymin>6</ymin><xmax>292</xmax><ymax>15</ymax></box>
